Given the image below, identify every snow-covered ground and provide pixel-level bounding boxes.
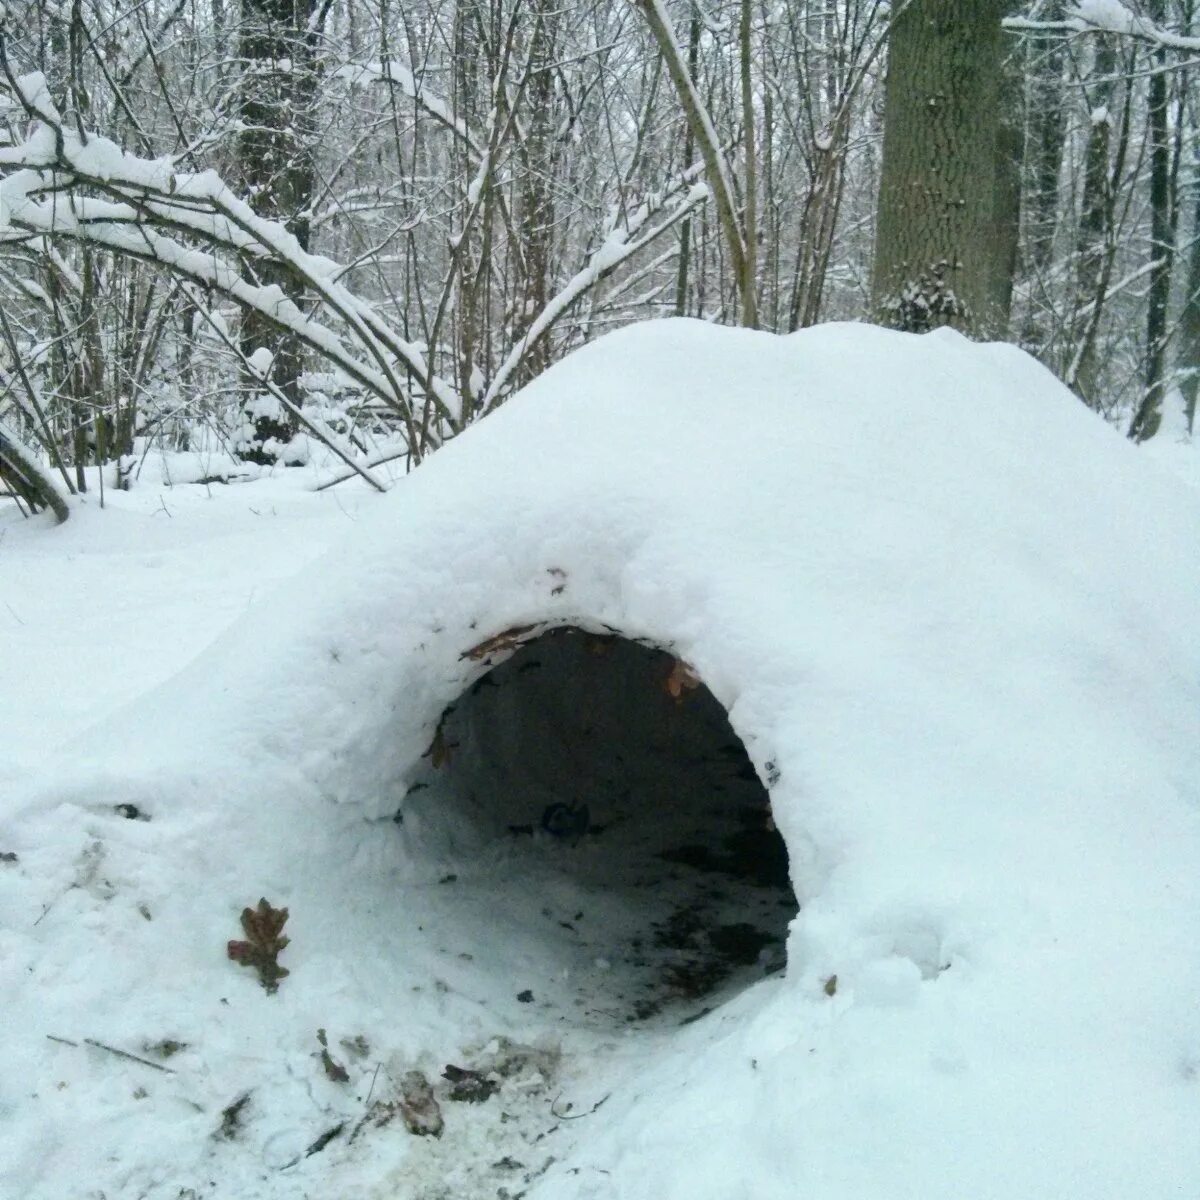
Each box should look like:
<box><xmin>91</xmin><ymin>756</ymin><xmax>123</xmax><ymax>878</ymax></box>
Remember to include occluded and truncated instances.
<box><xmin>1</xmin><ymin>320</ymin><xmax>1198</xmax><ymax>1200</ymax></box>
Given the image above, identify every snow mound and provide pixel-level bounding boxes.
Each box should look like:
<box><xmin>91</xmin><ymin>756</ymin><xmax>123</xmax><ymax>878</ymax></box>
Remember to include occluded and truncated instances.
<box><xmin>3</xmin><ymin>319</ymin><xmax>1198</xmax><ymax>1200</ymax></box>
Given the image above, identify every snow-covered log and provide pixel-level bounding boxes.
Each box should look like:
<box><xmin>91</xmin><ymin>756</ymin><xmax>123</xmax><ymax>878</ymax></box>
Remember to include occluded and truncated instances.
<box><xmin>0</xmin><ymin>414</ymin><xmax>69</xmax><ymax>522</ymax></box>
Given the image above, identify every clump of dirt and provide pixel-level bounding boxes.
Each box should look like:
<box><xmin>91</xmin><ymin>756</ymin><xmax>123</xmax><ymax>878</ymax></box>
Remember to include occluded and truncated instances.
<box><xmin>443</xmin><ymin>1064</ymin><xmax>499</xmax><ymax>1104</ymax></box>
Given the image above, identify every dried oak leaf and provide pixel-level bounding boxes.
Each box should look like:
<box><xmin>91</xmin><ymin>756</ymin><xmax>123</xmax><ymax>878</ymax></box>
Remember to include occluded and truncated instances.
<box><xmin>664</xmin><ymin>658</ymin><xmax>700</xmax><ymax>702</ymax></box>
<box><xmin>425</xmin><ymin>726</ymin><xmax>456</xmax><ymax>769</ymax></box>
<box><xmin>461</xmin><ymin>624</ymin><xmax>538</xmax><ymax>662</ymax></box>
<box><xmin>398</xmin><ymin>1070</ymin><xmax>444</xmax><ymax>1138</ymax></box>
<box><xmin>316</xmin><ymin>1029</ymin><xmax>349</xmax><ymax>1083</ymax></box>
<box><xmin>227</xmin><ymin>898</ymin><xmax>290</xmax><ymax>994</ymax></box>
<box><xmin>320</xmin><ymin>1049</ymin><xmax>349</xmax><ymax>1083</ymax></box>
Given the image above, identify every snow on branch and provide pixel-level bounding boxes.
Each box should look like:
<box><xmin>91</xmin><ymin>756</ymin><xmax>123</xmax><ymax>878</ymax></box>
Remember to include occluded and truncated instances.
<box><xmin>482</xmin><ymin>171</ymin><xmax>710</xmax><ymax>411</ymax></box>
<box><xmin>183</xmin><ymin>287</ymin><xmax>389</xmax><ymax>493</ymax></box>
<box><xmin>0</xmin><ymin>44</ymin><xmax>714</xmax><ymax>462</ymax></box>
<box><xmin>0</xmin><ymin>413</ymin><xmax>70</xmax><ymax>522</ymax></box>
<box><xmin>1005</xmin><ymin>2</ymin><xmax>1200</xmax><ymax>52</ymax></box>
<box><xmin>0</xmin><ymin>64</ymin><xmax>462</xmax><ymax>451</ymax></box>
<box><xmin>632</xmin><ymin>0</ymin><xmax>748</xmax><ymax>302</ymax></box>
<box><xmin>333</xmin><ymin>61</ymin><xmax>480</xmax><ymax>155</ymax></box>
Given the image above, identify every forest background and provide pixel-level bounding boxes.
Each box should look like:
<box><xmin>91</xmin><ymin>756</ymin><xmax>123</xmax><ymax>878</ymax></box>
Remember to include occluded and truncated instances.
<box><xmin>0</xmin><ymin>0</ymin><xmax>1197</xmax><ymax>514</ymax></box>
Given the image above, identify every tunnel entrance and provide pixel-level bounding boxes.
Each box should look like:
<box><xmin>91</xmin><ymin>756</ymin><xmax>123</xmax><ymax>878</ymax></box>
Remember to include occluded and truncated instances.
<box><xmin>398</xmin><ymin>627</ymin><xmax>796</xmax><ymax>1025</ymax></box>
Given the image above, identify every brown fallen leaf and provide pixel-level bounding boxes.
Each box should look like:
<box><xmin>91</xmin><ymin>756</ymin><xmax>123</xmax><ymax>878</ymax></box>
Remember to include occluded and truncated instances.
<box><xmin>823</xmin><ymin>974</ymin><xmax>838</xmax><ymax>997</ymax></box>
<box><xmin>461</xmin><ymin>624</ymin><xmax>538</xmax><ymax>662</ymax></box>
<box><xmin>425</xmin><ymin>725</ymin><xmax>456</xmax><ymax>769</ymax></box>
<box><xmin>316</xmin><ymin>1029</ymin><xmax>349</xmax><ymax>1083</ymax></box>
<box><xmin>398</xmin><ymin>1070</ymin><xmax>443</xmax><ymax>1138</ymax></box>
<box><xmin>664</xmin><ymin>658</ymin><xmax>700</xmax><ymax>702</ymax></box>
<box><xmin>227</xmin><ymin>898</ymin><xmax>290</xmax><ymax>994</ymax></box>
<box><xmin>321</xmin><ymin>1049</ymin><xmax>349</xmax><ymax>1083</ymax></box>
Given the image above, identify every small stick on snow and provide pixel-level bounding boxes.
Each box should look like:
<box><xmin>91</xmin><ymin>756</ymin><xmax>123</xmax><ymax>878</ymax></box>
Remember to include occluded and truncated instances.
<box><xmin>549</xmin><ymin>1092</ymin><xmax>610</xmax><ymax>1120</ymax></box>
<box><xmin>83</xmin><ymin>1038</ymin><xmax>177</xmax><ymax>1073</ymax></box>
<box><xmin>45</xmin><ymin>1034</ymin><xmax>177</xmax><ymax>1073</ymax></box>
<box><xmin>315</xmin><ymin>448</ymin><xmax>411</xmax><ymax>492</ymax></box>
<box><xmin>33</xmin><ymin>887</ymin><xmax>72</xmax><ymax>926</ymax></box>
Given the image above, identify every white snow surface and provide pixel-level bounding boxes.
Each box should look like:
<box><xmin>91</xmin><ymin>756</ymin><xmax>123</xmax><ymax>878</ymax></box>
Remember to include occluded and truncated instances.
<box><xmin>2</xmin><ymin>319</ymin><xmax>1199</xmax><ymax>1199</ymax></box>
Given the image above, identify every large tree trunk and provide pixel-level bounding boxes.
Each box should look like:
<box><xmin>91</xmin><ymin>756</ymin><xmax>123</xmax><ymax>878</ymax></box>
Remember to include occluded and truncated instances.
<box><xmin>236</xmin><ymin>0</ymin><xmax>324</xmax><ymax>464</ymax></box>
<box><xmin>870</xmin><ymin>0</ymin><xmax>1011</xmax><ymax>338</ymax></box>
<box><xmin>1178</xmin><ymin>149</ymin><xmax>1200</xmax><ymax>438</ymax></box>
<box><xmin>1129</xmin><ymin>0</ymin><xmax>1174</xmax><ymax>443</ymax></box>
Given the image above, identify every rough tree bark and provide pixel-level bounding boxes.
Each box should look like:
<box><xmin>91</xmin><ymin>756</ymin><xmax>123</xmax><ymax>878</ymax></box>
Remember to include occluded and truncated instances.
<box><xmin>236</xmin><ymin>0</ymin><xmax>326</xmax><ymax>463</ymax></box>
<box><xmin>1129</xmin><ymin>0</ymin><xmax>1174</xmax><ymax>442</ymax></box>
<box><xmin>1179</xmin><ymin>150</ymin><xmax>1200</xmax><ymax>437</ymax></box>
<box><xmin>871</xmin><ymin>0</ymin><xmax>1012</xmax><ymax>338</ymax></box>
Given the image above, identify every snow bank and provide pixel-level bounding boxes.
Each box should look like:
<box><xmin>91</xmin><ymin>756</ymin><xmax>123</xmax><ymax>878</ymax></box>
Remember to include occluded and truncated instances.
<box><xmin>2</xmin><ymin>320</ymin><xmax>1198</xmax><ymax>1199</ymax></box>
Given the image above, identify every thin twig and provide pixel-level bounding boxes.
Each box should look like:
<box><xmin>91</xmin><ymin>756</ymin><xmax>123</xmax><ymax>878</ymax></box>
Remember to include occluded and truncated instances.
<box><xmin>46</xmin><ymin>1033</ymin><xmax>177</xmax><ymax>1073</ymax></box>
<box><xmin>33</xmin><ymin>885</ymin><xmax>73</xmax><ymax>926</ymax></box>
<box><xmin>549</xmin><ymin>1092</ymin><xmax>610</xmax><ymax>1120</ymax></box>
<box><xmin>314</xmin><ymin>448</ymin><xmax>410</xmax><ymax>491</ymax></box>
<box><xmin>83</xmin><ymin>1037</ymin><xmax>177</xmax><ymax>1073</ymax></box>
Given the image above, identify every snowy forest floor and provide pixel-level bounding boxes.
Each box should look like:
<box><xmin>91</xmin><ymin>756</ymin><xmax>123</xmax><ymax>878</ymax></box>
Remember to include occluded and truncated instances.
<box><xmin>1</xmin><ymin>399</ymin><xmax>1197</xmax><ymax>1200</ymax></box>
<box><xmin>0</xmin><ymin>452</ymin><xmax>802</xmax><ymax>1199</ymax></box>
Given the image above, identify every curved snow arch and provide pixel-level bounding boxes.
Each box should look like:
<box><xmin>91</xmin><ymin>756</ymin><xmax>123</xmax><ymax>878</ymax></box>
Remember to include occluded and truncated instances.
<box><xmin>396</xmin><ymin>622</ymin><xmax>797</xmax><ymax>1019</ymax></box>
<box><xmin>9</xmin><ymin>320</ymin><xmax>1198</xmax><ymax>1198</ymax></box>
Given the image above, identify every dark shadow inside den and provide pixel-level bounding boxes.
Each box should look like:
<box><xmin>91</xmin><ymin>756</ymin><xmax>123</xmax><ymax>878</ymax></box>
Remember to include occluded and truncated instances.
<box><xmin>401</xmin><ymin>627</ymin><xmax>796</xmax><ymax>1023</ymax></box>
